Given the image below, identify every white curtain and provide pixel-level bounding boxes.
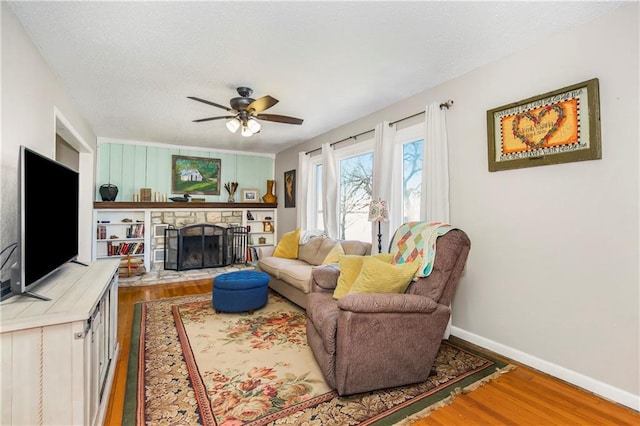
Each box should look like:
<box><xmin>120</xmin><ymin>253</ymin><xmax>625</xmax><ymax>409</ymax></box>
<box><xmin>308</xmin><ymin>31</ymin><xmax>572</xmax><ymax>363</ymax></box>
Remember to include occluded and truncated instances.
<box><xmin>420</xmin><ymin>102</ymin><xmax>452</xmax><ymax>338</ymax></box>
<box><xmin>420</xmin><ymin>102</ymin><xmax>450</xmax><ymax>223</ymax></box>
<box><xmin>321</xmin><ymin>143</ymin><xmax>339</xmax><ymax>238</ymax></box>
<box><xmin>296</xmin><ymin>151</ymin><xmax>310</xmax><ymax>231</ymax></box>
<box><xmin>372</xmin><ymin>121</ymin><xmax>400</xmax><ymax>253</ymax></box>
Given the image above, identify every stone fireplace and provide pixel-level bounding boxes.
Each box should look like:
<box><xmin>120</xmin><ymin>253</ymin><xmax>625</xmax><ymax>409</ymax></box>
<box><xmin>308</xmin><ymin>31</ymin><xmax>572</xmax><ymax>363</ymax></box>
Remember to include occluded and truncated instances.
<box><xmin>150</xmin><ymin>209</ymin><xmax>244</xmax><ymax>271</ymax></box>
<box><xmin>164</xmin><ymin>224</ymin><xmax>234</xmax><ymax>270</ymax></box>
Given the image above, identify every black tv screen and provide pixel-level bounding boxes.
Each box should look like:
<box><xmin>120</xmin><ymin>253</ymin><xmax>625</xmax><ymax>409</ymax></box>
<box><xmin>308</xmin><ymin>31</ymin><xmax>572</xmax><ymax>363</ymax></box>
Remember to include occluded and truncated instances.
<box><xmin>11</xmin><ymin>146</ymin><xmax>79</xmax><ymax>299</ymax></box>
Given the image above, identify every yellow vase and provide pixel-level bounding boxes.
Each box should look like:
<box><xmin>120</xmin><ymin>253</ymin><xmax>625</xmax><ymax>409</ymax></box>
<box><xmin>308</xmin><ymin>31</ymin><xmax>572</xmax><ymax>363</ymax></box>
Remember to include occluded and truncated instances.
<box><xmin>262</xmin><ymin>180</ymin><xmax>277</xmax><ymax>204</ymax></box>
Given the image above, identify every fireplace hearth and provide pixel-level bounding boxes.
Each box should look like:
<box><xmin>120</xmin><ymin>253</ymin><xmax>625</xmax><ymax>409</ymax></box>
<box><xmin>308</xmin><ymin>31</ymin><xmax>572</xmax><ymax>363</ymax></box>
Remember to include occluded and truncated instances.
<box><xmin>164</xmin><ymin>224</ymin><xmax>247</xmax><ymax>271</ymax></box>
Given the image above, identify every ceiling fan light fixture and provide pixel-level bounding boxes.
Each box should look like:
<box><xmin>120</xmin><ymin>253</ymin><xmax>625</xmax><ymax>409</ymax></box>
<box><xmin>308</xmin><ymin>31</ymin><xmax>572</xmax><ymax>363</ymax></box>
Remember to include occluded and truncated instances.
<box><xmin>189</xmin><ymin>87</ymin><xmax>303</xmax><ymax>135</ymax></box>
<box><xmin>226</xmin><ymin>118</ymin><xmax>241</xmax><ymax>133</ymax></box>
<box><xmin>247</xmin><ymin>118</ymin><xmax>261</xmax><ymax>133</ymax></box>
<box><xmin>241</xmin><ymin>125</ymin><xmax>253</xmax><ymax>137</ymax></box>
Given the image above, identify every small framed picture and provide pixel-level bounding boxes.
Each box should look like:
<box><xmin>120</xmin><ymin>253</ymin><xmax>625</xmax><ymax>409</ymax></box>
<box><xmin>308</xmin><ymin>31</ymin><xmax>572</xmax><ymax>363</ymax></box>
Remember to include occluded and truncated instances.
<box><xmin>242</xmin><ymin>188</ymin><xmax>259</xmax><ymax>202</ymax></box>
<box><xmin>284</xmin><ymin>169</ymin><xmax>296</xmax><ymax>208</ymax></box>
<box><xmin>263</xmin><ymin>222</ymin><xmax>274</xmax><ymax>232</ymax></box>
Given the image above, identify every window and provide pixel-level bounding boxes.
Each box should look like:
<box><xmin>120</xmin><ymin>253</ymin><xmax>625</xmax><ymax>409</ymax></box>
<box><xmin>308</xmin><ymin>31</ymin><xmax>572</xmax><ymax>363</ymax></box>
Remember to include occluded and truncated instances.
<box><xmin>314</xmin><ymin>163</ymin><xmax>324</xmax><ymax>230</ymax></box>
<box><xmin>402</xmin><ymin>139</ymin><xmax>423</xmax><ymax>222</ymax></box>
<box><xmin>306</xmin><ymin>128</ymin><xmax>426</xmax><ymax>238</ymax></box>
<box><xmin>395</xmin><ymin>123</ymin><xmax>425</xmax><ymax>223</ymax></box>
<box><xmin>338</xmin><ymin>151</ymin><xmax>373</xmax><ymax>240</ymax></box>
<box><xmin>306</xmin><ymin>140</ymin><xmax>374</xmax><ymax>239</ymax></box>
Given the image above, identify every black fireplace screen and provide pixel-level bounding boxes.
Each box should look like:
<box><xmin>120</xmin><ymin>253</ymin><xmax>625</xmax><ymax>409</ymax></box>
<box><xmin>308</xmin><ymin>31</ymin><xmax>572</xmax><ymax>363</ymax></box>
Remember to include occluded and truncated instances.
<box><xmin>164</xmin><ymin>224</ymin><xmax>247</xmax><ymax>271</ymax></box>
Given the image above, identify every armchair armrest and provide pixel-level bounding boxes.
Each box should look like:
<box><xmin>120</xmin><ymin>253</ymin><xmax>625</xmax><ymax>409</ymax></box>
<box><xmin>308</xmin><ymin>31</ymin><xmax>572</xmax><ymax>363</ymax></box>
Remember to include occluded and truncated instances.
<box><xmin>311</xmin><ymin>265</ymin><xmax>340</xmax><ymax>293</ymax></box>
<box><xmin>337</xmin><ymin>293</ymin><xmax>439</xmax><ymax>314</ymax></box>
<box><xmin>257</xmin><ymin>245</ymin><xmax>275</xmax><ymax>259</ymax></box>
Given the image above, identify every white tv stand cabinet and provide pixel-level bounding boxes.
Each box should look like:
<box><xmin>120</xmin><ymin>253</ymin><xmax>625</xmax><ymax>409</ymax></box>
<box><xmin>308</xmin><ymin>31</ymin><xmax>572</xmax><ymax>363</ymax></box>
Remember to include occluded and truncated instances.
<box><xmin>0</xmin><ymin>259</ymin><xmax>119</xmax><ymax>426</ymax></box>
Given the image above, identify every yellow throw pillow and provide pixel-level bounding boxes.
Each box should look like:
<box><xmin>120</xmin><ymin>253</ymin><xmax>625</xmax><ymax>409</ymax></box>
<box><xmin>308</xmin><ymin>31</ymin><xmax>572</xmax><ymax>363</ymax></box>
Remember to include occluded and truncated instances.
<box><xmin>273</xmin><ymin>228</ymin><xmax>301</xmax><ymax>259</ymax></box>
<box><xmin>348</xmin><ymin>256</ymin><xmax>420</xmax><ymax>295</ymax></box>
<box><xmin>333</xmin><ymin>253</ymin><xmax>394</xmax><ymax>299</ymax></box>
<box><xmin>374</xmin><ymin>252</ymin><xmax>394</xmax><ymax>263</ymax></box>
<box><xmin>322</xmin><ymin>243</ymin><xmax>345</xmax><ymax>265</ymax></box>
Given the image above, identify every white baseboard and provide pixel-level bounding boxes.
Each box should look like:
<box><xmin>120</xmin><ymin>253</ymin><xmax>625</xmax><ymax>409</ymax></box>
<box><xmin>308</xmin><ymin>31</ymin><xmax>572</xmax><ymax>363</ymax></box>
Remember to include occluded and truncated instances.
<box><xmin>451</xmin><ymin>326</ymin><xmax>640</xmax><ymax>411</ymax></box>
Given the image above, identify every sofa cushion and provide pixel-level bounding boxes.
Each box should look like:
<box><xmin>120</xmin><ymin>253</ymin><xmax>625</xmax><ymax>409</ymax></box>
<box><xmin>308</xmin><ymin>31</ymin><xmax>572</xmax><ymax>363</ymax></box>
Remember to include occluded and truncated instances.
<box><xmin>273</xmin><ymin>228</ymin><xmax>301</xmax><ymax>259</ymax></box>
<box><xmin>349</xmin><ymin>257</ymin><xmax>420</xmax><ymax>295</ymax></box>
<box><xmin>321</xmin><ymin>242</ymin><xmax>344</xmax><ymax>265</ymax></box>
<box><xmin>298</xmin><ymin>237</ymin><xmax>339</xmax><ymax>266</ymax></box>
<box><xmin>278</xmin><ymin>263</ymin><xmax>315</xmax><ymax>293</ymax></box>
<box><xmin>341</xmin><ymin>240</ymin><xmax>371</xmax><ymax>256</ymax></box>
<box><xmin>258</xmin><ymin>257</ymin><xmax>305</xmax><ymax>280</ymax></box>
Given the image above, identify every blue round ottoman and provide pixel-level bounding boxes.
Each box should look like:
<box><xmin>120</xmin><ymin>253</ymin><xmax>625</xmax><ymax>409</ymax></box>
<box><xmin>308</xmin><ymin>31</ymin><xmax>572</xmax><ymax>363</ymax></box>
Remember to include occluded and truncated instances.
<box><xmin>212</xmin><ymin>270</ymin><xmax>270</xmax><ymax>313</ymax></box>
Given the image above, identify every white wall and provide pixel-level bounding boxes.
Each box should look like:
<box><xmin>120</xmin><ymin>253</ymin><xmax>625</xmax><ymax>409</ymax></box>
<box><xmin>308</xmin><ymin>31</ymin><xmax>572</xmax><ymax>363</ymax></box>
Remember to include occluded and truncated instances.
<box><xmin>1</xmin><ymin>3</ymin><xmax>97</xmax><ymax>268</ymax></box>
<box><xmin>275</xmin><ymin>4</ymin><xmax>639</xmax><ymax>408</ymax></box>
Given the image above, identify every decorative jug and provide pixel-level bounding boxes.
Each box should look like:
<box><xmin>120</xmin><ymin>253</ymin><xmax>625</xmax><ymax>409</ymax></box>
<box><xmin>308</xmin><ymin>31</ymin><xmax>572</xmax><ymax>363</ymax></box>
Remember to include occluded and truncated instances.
<box><xmin>262</xmin><ymin>180</ymin><xmax>277</xmax><ymax>204</ymax></box>
<box><xmin>99</xmin><ymin>184</ymin><xmax>119</xmax><ymax>201</ymax></box>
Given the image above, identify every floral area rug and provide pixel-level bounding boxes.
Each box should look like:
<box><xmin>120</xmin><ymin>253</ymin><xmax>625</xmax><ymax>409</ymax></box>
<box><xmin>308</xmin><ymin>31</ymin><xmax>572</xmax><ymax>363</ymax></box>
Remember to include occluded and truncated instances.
<box><xmin>124</xmin><ymin>292</ymin><xmax>514</xmax><ymax>425</ymax></box>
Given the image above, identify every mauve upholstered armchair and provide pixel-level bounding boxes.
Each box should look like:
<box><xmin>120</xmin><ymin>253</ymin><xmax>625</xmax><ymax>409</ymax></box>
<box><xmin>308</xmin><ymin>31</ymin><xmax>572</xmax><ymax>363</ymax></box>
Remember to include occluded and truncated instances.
<box><xmin>305</xmin><ymin>229</ymin><xmax>471</xmax><ymax>396</ymax></box>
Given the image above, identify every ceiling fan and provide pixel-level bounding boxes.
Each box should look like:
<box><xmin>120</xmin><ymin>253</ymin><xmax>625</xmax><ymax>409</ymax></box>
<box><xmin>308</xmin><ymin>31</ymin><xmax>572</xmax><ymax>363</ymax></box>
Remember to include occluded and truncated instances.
<box><xmin>188</xmin><ymin>87</ymin><xmax>303</xmax><ymax>137</ymax></box>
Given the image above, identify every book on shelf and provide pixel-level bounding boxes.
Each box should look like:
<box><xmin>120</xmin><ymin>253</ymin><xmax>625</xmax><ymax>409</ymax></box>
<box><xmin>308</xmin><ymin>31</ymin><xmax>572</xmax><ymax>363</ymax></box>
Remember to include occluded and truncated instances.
<box><xmin>97</xmin><ymin>225</ymin><xmax>107</xmax><ymax>239</ymax></box>
<box><xmin>245</xmin><ymin>246</ymin><xmax>259</xmax><ymax>263</ymax></box>
<box><xmin>106</xmin><ymin>241</ymin><xmax>144</xmax><ymax>256</ymax></box>
<box><xmin>126</xmin><ymin>223</ymin><xmax>144</xmax><ymax>238</ymax></box>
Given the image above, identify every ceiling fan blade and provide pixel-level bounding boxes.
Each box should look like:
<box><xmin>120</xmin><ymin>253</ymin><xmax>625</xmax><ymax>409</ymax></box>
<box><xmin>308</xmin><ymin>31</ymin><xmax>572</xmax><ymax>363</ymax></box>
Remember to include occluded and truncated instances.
<box><xmin>187</xmin><ymin>96</ymin><xmax>234</xmax><ymax>112</ymax></box>
<box><xmin>192</xmin><ymin>115</ymin><xmax>235</xmax><ymax>123</ymax></box>
<box><xmin>255</xmin><ymin>114</ymin><xmax>304</xmax><ymax>125</ymax></box>
<box><xmin>247</xmin><ymin>95</ymin><xmax>279</xmax><ymax>113</ymax></box>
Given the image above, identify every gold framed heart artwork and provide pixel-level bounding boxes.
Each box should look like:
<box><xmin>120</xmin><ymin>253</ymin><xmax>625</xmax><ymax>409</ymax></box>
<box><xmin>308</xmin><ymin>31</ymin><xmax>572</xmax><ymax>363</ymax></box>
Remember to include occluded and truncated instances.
<box><xmin>487</xmin><ymin>78</ymin><xmax>601</xmax><ymax>172</ymax></box>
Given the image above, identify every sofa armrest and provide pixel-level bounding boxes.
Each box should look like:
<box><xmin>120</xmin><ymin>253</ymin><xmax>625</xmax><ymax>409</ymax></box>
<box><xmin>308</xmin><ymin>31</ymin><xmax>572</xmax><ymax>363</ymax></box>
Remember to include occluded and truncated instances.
<box><xmin>311</xmin><ymin>265</ymin><xmax>340</xmax><ymax>293</ymax></box>
<box><xmin>257</xmin><ymin>245</ymin><xmax>275</xmax><ymax>259</ymax></box>
<box><xmin>337</xmin><ymin>293</ymin><xmax>439</xmax><ymax>314</ymax></box>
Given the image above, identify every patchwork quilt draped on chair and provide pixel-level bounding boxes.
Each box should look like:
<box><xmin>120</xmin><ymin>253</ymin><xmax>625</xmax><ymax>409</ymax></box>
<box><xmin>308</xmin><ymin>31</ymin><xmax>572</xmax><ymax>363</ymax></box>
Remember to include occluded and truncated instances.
<box><xmin>390</xmin><ymin>221</ymin><xmax>456</xmax><ymax>277</ymax></box>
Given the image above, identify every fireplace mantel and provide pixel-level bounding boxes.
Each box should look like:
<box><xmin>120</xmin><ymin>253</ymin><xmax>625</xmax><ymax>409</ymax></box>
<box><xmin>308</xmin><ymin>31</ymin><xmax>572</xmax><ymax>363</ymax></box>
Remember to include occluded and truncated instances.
<box><xmin>94</xmin><ymin>202</ymin><xmax>276</xmax><ymax>209</ymax></box>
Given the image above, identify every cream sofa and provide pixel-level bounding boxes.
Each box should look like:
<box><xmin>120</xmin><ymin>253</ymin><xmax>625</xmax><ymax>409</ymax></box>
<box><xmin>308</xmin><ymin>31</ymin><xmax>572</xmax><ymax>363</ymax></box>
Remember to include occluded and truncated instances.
<box><xmin>257</xmin><ymin>237</ymin><xmax>371</xmax><ymax>308</ymax></box>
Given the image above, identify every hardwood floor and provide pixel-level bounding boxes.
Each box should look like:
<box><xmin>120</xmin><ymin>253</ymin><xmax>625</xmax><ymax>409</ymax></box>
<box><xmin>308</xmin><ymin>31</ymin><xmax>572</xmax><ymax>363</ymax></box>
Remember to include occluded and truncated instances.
<box><xmin>104</xmin><ymin>281</ymin><xmax>639</xmax><ymax>425</ymax></box>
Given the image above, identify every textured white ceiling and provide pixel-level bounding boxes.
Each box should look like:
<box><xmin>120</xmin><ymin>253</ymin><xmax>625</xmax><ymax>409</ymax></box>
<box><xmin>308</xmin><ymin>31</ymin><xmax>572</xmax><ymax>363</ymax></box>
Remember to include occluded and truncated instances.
<box><xmin>8</xmin><ymin>1</ymin><xmax>624</xmax><ymax>154</ymax></box>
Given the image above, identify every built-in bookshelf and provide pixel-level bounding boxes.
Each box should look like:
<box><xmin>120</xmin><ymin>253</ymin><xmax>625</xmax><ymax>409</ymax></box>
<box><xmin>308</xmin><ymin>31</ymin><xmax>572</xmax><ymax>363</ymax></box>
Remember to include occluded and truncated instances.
<box><xmin>94</xmin><ymin>210</ymin><xmax>147</xmax><ymax>271</ymax></box>
<box><xmin>246</xmin><ymin>208</ymin><xmax>276</xmax><ymax>262</ymax></box>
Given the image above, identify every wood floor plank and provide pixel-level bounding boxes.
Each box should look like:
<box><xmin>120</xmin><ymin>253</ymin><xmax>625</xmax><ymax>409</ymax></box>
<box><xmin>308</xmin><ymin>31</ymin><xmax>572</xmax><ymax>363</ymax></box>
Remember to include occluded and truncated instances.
<box><xmin>104</xmin><ymin>281</ymin><xmax>640</xmax><ymax>425</ymax></box>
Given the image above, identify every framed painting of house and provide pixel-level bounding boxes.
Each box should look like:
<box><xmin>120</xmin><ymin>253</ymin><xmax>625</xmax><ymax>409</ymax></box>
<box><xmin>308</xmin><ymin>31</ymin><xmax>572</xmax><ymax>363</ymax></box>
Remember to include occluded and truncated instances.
<box><xmin>171</xmin><ymin>155</ymin><xmax>221</xmax><ymax>195</ymax></box>
<box><xmin>487</xmin><ymin>78</ymin><xmax>601</xmax><ymax>172</ymax></box>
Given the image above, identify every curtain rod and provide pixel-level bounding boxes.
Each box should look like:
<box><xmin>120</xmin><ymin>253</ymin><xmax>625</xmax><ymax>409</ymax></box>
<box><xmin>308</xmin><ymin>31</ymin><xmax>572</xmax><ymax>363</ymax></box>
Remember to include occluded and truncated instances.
<box><xmin>304</xmin><ymin>128</ymin><xmax>374</xmax><ymax>155</ymax></box>
<box><xmin>389</xmin><ymin>100</ymin><xmax>454</xmax><ymax>126</ymax></box>
<box><xmin>305</xmin><ymin>99</ymin><xmax>454</xmax><ymax>155</ymax></box>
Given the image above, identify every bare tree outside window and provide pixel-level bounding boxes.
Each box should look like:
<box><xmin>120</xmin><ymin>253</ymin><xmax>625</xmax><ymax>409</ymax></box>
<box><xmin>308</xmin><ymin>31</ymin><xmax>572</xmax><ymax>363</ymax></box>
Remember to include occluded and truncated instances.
<box><xmin>311</xmin><ymin>139</ymin><xmax>422</xmax><ymax>238</ymax></box>
<box><xmin>339</xmin><ymin>153</ymin><xmax>373</xmax><ymax>240</ymax></box>
<box><xmin>403</xmin><ymin>140</ymin><xmax>423</xmax><ymax>222</ymax></box>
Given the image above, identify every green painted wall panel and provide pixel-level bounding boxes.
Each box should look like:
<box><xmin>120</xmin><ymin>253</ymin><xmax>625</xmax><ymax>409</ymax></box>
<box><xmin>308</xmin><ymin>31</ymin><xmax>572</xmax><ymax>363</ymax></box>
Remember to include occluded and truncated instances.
<box><xmin>96</xmin><ymin>144</ymin><xmax>111</xmax><ymax>200</ymax></box>
<box><xmin>96</xmin><ymin>142</ymin><xmax>274</xmax><ymax>203</ymax></box>
<box><xmin>156</xmin><ymin>148</ymin><xmax>173</xmax><ymax>199</ymax></box>
<box><xmin>110</xmin><ymin>144</ymin><xmax>124</xmax><ymax>200</ymax></box>
<box><xmin>237</xmin><ymin>155</ymin><xmax>274</xmax><ymax>198</ymax></box>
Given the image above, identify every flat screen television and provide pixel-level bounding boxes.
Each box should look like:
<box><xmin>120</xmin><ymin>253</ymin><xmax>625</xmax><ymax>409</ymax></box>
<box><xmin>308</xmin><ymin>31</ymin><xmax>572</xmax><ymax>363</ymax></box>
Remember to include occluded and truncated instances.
<box><xmin>10</xmin><ymin>146</ymin><xmax>81</xmax><ymax>300</ymax></box>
